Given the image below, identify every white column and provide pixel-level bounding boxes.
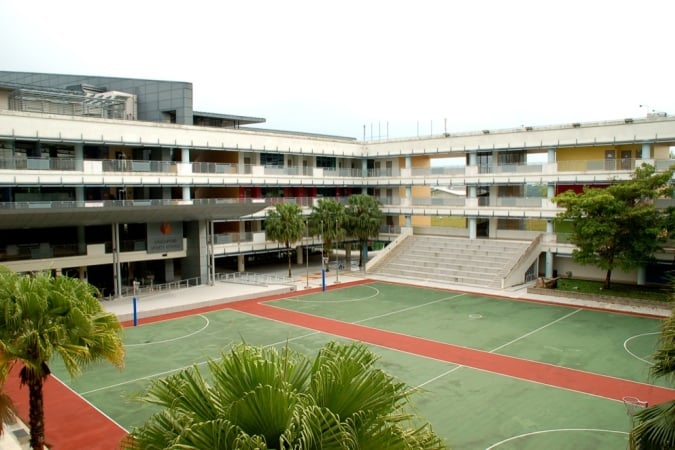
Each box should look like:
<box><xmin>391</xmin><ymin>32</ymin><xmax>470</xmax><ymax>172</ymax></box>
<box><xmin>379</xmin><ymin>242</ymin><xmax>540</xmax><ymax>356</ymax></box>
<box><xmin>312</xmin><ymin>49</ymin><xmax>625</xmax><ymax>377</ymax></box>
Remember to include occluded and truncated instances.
<box><xmin>641</xmin><ymin>143</ymin><xmax>651</xmax><ymax>160</ymax></box>
<box><xmin>182</xmin><ymin>148</ymin><xmax>191</xmax><ymax>200</ymax></box>
<box><xmin>469</xmin><ymin>218</ymin><xmax>477</xmax><ymax>239</ymax></box>
<box><xmin>637</xmin><ymin>266</ymin><xmax>646</xmax><ymax>286</ymax></box>
<box><xmin>112</xmin><ymin>223</ymin><xmax>122</xmax><ymax>298</ymax></box>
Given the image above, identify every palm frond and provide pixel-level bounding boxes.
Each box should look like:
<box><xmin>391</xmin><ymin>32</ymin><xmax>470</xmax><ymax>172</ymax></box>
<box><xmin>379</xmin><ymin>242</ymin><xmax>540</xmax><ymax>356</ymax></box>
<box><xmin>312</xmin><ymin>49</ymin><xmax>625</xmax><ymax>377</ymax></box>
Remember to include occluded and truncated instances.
<box><xmin>629</xmin><ymin>400</ymin><xmax>675</xmax><ymax>450</ymax></box>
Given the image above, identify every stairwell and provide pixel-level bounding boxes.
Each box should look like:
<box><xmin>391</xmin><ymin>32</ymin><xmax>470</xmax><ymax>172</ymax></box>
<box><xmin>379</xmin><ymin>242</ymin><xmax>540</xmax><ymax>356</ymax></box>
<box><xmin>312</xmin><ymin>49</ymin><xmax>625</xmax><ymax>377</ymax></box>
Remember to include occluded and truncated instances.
<box><xmin>371</xmin><ymin>235</ymin><xmax>533</xmax><ymax>289</ymax></box>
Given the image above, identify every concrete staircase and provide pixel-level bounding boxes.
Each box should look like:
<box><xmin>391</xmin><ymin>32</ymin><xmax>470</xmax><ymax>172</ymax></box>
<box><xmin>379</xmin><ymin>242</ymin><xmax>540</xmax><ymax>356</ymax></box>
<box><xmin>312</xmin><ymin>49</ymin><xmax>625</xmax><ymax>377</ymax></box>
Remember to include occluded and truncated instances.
<box><xmin>371</xmin><ymin>235</ymin><xmax>532</xmax><ymax>289</ymax></box>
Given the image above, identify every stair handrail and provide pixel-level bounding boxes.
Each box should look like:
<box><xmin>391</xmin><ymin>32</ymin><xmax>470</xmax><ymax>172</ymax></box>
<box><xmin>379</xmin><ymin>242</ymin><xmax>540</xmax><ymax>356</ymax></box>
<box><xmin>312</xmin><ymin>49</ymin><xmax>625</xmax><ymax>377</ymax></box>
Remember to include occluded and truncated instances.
<box><xmin>499</xmin><ymin>233</ymin><xmax>544</xmax><ymax>288</ymax></box>
<box><xmin>365</xmin><ymin>228</ymin><xmax>413</xmax><ymax>273</ymax></box>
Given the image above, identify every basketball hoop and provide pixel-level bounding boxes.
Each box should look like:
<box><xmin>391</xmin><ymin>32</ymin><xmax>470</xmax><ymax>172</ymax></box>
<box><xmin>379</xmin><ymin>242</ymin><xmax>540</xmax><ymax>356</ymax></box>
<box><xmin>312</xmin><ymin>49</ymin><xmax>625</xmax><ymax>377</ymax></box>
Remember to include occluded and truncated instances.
<box><xmin>623</xmin><ymin>396</ymin><xmax>648</xmax><ymax>417</ymax></box>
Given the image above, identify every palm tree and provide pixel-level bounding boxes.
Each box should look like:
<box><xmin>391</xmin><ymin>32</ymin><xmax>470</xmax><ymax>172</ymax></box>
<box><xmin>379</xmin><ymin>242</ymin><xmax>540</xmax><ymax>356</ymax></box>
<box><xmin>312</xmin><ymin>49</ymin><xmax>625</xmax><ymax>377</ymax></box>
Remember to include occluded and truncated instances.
<box><xmin>308</xmin><ymin>198</ymin><xmax>346</xmax><ymax>267</ymax></box>
<box><xmin>345</xmin><ymin>194</ymin><xmax>385</xmax><ymax>267</ymax></box>
<box><xmin>629</xmin><ymin>306</ymin><xmax>675</xmax><ymax>449</ymax></box>
<box><xmin>124</xmin><ymin>341</ymin><xmax>445</xmax><ymax>449</ymax></box>
<box><xmin>0</xmin><ymin>268</ymin><xmax>125</xmax><ymax>450</ymax></box>
<box><xmin>265</xmin><ymin>202</ymin><xmax>305</xmax><ymax>277</ymax></box>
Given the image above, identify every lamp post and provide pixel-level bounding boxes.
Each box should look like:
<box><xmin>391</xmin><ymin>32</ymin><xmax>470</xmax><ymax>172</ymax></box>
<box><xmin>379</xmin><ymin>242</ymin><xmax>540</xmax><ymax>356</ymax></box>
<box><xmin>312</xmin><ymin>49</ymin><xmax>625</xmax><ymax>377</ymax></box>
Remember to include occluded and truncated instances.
<box><xmin>305</xmin><ymin>219</ymin><xmax>310</xmax><ymax>289</ymax></box>
<box><xmin>321</xmin><ymin>220</ymin><xmax>326</xmax><ymax>291</ymax></box>
<box><xmin>335</xmin><ymin>217</ymin><xmax>340</xmax><ymax>284</ymax></box>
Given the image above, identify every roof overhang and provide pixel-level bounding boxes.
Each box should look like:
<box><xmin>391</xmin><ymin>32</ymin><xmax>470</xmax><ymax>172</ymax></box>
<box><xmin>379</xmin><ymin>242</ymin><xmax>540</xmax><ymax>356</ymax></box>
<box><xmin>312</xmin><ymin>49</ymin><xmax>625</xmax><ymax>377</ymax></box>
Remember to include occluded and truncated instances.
<box><xmin>0</xmin><ymin>202</ymin><xmax>268</xmax><ymax>230</ymax></box>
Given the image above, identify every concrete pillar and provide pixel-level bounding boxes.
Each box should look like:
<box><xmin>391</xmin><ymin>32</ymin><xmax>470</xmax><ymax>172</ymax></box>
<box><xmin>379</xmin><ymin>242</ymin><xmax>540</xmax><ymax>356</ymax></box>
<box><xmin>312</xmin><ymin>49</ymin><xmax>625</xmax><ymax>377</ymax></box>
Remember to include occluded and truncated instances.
<box><xmin>405</xmin><ymin>215</ymin><xmax>411</xmax><ymax>227</ymax></box>
<box><xmin>545</xmin><ymin>252</ymin><xmax>553</xmax><ymax>278</ymax></box>
<box><xmin>181</xmin><ymin>148</ymin><xmax>191</xmax><ymax>200</ymax></box>
<box><xmin>469</xmin><ymin>218</ymin><xmax>477</xmax><ymax>239</ymax></box>
<box><xmin>77</xmin><ymin>226</ymin><xmax>86</xmax><ymax>254</ymax></box>
<box><xmin>237</xmin><ymin>254</ymin><xmax>245</xmax><ymax>272</ymax></box>
<box><xmin>75</xmin><ymin>144</ymin><xmax>86</xmax><ymax>256</ymax></box>
<box><xmin>547</xmin><ymin>184</ymin><xmax>555</xmax><ymax>199</ymax></box>
<box><xmin>112</xmin><ymin>223</ymin><xmax>121</xmax><ymax>298</ymax></box>
<box><xmin>74</xmin><ymin>143</ymin><xmax>84</xmax><ymax>160</ymax></box>
<box><xmin>362</xmin><ymin>158</ymin><xmax>368</xmax><ymax>177</ymax></box>
<box><xmin>548</xmin><ymin>146</ymin><xmax>556</xmax><ymax>164</ymax></box>
<box><xmin>489</xmin><ymin>185</ymin><xmax>498</xmax><ymax>206</ymax></box>
<box><xmin>405</xmin><ymin>155</ymin><xmax>412</xmax><ymax>169</ymax></box>
<box><xmin>78</xmin><ymin>266</ymin><xmax>87</xmax><ymax>282</ymax></box>
<box><xmin>488</xmin><ymin>219</ymin><xmax>497</xmax><ymax>238</ymax></box>
<box><xmin>641</xmin><ymin>143</ymin><xmax>651</xmax><ymax>160</ymax></box>
<box><xmin>637</xmin><ymin>266</ymin><xmax>646</xmax><ymax>286</ymax></box>
<box><xmin>183</xmin><ymin>220</ymin><xmax>209</xmax><ymax>284</ymax></box>
<box><xmin>468</xmin><ymin>153</ymin><xmax>477</xmax><ymax>166</ymax></box>
<box><xmin>164</xmin><ymin>259</ymin><xmax>175</xmax><ymax>283</ymax></box>
<box><xmin>296</xmin><ymin>245</ymin><xmax>303</xmax><ymax>265</ymax></box>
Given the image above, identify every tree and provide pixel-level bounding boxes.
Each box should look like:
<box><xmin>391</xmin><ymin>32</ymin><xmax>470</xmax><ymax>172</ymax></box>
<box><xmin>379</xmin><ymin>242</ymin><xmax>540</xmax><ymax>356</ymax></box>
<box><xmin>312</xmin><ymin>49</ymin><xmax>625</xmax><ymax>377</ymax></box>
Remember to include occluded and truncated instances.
<box><xmin>308</xmin><ymin>198</ymin><xmax>346</xmax><ymax>260</ymax></box>
<box><xmin>265</xmin><ymin>202</ymin><xmax>305</xmax><ymax>277</ymax></box>
<box><xmin>345</xmin><ymin>194</ymin><xmax>385</xmax><ymax>267</ymax></box>
<box><xmin>0</xmin><ymin>268</ymin><xmax>125</xmax><ymax>450</ymax></box>
<box><xmin>124</xmin><ymin>341</ymin><xmax>445</xmax><ymax>449</ymax></box>
<box><xmin>554</xmin><ymin>164</ymin><xmax>674</xmax><ymax>289</ymax></box>
<box><xmin>629</xmin><ymin>306</ymin><xmax>675</xmax><ymax>449</ymax></box>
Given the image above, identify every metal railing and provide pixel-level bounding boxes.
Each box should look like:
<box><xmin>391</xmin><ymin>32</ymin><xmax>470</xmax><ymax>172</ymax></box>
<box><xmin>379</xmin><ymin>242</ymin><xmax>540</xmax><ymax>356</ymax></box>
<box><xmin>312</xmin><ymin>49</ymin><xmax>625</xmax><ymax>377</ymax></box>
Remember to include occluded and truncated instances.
<box><xmin>114</xmin><ymin>276</ymin><xmax>202</xmax><ymax>299</ymax></box>
<box><xmin>215</xmin><ymin>271</ymin><xmax>295</xmax><ymax>286</ymax></box>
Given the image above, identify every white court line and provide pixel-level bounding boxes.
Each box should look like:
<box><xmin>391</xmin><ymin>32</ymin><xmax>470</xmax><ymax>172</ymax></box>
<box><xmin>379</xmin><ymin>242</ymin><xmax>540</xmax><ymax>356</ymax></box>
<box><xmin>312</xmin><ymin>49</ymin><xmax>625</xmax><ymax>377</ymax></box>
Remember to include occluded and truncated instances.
<box><xmin>485</xmin><ymin>428</ymin><xmax>628</xmax><ymax>449</ymax></box>
<box><xmin>488</xmin><ymin>309</ymin><xmax>582</xmax><ymax>353</ymax></box>
<box><xmin>81</xmin><ymin>330</ymin><xmax>321</xmax><ymax>395</ymax></box>
<box><xmin>283</xmin><ymin>284</ymin><xmax>381</xmax><ymax>303</ymax></box>
<box><xmin>414</xmin><ymin>365</ymin><xmax>464</xmax><ymax>391</ymax></box>
<box><xmin>125</xmin><ymin>314</ymin><xmax>210</xmax><ymax>347</ymax></box>
<box><xmin>624</xmin><ymin>332</ymin><xmax>659</xmax><ymax>365</ymax></box>
<box><xmin>415</xmin><ymin>308</ymin><xmax>582</xmax><ymax>390</ymax></box>
<box><xmin>354</xmin><ymin>293</ymin><xmax>466</xmax><ymax>324</ymax></box>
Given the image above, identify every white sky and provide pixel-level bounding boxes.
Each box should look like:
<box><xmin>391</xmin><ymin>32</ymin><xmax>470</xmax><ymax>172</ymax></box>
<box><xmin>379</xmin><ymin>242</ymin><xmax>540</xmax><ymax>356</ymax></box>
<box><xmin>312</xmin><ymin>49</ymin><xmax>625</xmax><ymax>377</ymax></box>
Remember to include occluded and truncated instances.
<box><xmin>1</xmin><ymin>0</ymin><xmax>674</xmax><ymax>139</ymax></box>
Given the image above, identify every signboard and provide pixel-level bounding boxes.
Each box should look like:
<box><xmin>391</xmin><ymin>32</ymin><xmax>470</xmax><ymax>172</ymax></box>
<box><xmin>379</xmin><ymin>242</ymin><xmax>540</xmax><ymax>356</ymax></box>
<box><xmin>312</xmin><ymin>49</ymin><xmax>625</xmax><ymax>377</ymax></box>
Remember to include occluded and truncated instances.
<box><xmin>147</xmin><ymin>222</ymin><xmax>183</xmax><ymax>253</ymax></box>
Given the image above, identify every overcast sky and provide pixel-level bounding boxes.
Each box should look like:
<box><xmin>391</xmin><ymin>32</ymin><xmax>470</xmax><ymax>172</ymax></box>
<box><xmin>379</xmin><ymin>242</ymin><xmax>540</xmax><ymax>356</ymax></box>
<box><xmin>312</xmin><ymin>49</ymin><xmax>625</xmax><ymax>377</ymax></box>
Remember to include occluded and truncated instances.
<box><xmin>1</xmin><ymin>0</ymin><xmax>673</xmax><ymax>139</ymax></box>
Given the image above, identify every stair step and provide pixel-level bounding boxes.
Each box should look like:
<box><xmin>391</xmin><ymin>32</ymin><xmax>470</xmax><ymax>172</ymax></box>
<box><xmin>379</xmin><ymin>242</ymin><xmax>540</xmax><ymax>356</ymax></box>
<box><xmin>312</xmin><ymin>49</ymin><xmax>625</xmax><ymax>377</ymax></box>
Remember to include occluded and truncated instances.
<box><xmin>373</xmin><ymin>235</ymin><xmax>530</xmax><ymax>289</ymax></box>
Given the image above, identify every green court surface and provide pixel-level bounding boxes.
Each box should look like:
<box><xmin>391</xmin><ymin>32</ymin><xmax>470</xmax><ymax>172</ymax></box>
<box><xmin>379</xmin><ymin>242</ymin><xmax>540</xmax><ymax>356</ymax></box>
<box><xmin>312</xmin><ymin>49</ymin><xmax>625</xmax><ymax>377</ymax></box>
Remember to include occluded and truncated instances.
<box><xmin>51</xmin><ymin>281</ymin><xmax>670</xmax><ymax>449</ymax></box>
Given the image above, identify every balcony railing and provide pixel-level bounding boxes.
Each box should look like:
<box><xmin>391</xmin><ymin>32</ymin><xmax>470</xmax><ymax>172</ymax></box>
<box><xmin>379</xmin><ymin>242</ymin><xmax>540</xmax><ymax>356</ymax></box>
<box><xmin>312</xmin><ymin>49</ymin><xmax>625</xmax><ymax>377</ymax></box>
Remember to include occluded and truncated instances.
<box><xmin>192</xmin><ymin>162</ymin><xmax>238</xmax><ymax>174</ymax></box>
<box><xmin>557</xmin><ymin>158</ymin><xmax>638</xmax><ymax>172</ymax></box>
<box><xmin>0</xmin><ymin>197</ymin><xmax>265</xmax><ymax>210</ymax></box>
<box><xmin>2</xmin><ymin>156</ymin><xmax>672</xmax><ymax>179</ymax></box>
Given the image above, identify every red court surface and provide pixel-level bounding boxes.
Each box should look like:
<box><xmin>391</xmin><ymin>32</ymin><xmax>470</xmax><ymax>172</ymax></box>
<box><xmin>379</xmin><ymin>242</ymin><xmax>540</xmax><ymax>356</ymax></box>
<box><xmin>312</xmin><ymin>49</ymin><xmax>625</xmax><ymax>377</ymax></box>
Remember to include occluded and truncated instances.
<box><xmin>4</xmin><ymin>363</ymin><xmax>128</xmax><ymax>450</ymax></box>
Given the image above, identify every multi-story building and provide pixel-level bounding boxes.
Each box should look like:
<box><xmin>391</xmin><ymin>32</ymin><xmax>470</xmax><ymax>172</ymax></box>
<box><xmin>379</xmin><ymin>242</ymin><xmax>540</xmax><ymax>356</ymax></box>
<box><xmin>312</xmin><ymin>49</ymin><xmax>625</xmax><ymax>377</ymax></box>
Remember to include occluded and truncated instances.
<box><xmin>1</xmin><ymin>71</ymin><xmax>674</xmax><ymax>296</ymax></box>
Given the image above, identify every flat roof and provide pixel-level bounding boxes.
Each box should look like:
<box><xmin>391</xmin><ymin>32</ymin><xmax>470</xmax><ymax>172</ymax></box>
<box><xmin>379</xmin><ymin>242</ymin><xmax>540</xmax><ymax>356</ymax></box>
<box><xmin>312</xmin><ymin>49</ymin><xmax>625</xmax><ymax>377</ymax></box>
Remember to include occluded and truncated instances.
<box><xmin>193</xmin><ymin>111</ymin><xmax>266</xmax><ymax>125</ymax></box>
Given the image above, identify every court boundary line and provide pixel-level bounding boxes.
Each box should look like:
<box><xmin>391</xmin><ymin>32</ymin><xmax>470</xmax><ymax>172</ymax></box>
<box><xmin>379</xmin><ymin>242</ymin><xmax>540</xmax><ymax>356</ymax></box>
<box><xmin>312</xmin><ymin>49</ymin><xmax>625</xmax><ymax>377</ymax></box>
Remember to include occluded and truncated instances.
<box><xmin>125</xmin><ymin>314</ymin><xmax>210</xmax><ymax>347</ymax></box>
<box><xmin>82</xmin><ymin>328</ymin><xmax>324</xmax><ymax>396</ymax></box>
<box><xmin>485</xmin><ymin>428</ymin><xmax>629</xmax><ymax>449</ymax></box>
<box><xmin>624</xmin><ymin>332</ymin><xmax>659</xmax><ymax>366</ymax></box>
